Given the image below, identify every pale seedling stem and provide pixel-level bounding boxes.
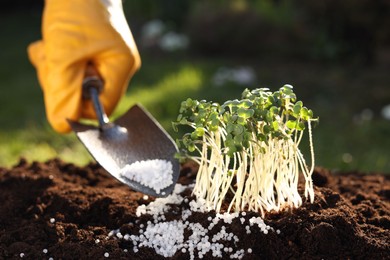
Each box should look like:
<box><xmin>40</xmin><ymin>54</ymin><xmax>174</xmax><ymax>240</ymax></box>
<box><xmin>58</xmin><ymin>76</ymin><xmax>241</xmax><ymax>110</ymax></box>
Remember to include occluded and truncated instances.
<box><xmin>174</xmin><ymin>86</ymin><xmax>318</xmax><ymax>216</ymax></box>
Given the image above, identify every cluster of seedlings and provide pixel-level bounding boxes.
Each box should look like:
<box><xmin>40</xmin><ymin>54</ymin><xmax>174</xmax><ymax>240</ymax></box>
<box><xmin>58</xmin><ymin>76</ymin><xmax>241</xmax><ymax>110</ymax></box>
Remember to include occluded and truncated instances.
<box><xmin>174</xmin><ymin>85</ymin><xmax>318</xmax><ymax>215</ymax></box>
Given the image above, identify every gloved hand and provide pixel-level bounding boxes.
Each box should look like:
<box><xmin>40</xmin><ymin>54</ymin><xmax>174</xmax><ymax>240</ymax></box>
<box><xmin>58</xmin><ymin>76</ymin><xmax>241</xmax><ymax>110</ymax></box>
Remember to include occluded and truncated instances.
<box><xmin>28</xmin><ymin>0</ymin><xmax>141</xmax><ymax>133</ymax></box>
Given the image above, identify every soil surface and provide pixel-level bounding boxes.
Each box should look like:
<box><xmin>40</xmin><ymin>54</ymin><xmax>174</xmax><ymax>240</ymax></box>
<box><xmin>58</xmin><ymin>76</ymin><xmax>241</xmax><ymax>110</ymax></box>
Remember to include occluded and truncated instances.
<box><xmin>0</xmin><ymin>158</ymin><xmax>389</xmax><ymax>259</ymax></box>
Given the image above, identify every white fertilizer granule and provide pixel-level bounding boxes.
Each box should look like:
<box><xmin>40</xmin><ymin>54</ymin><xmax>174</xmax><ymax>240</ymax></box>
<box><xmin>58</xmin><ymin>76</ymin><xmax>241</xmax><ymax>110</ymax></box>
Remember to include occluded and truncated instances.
<box><xmin>120</xmin><ymin>159</ymin><xmax>173</xmax><ymax>194</ymax></box>
<box><xmin>108</xmin><ymin>184</ymin><xmax>277</xmax><ymax>259</ymax></box>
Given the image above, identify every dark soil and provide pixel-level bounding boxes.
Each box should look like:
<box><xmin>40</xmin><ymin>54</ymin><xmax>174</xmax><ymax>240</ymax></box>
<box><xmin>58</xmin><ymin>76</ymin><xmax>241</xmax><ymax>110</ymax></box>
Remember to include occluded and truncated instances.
<box><xmin>0</xmin><ymin>158</ymin><xmax>389</xmax><ymax>259</ymax></box>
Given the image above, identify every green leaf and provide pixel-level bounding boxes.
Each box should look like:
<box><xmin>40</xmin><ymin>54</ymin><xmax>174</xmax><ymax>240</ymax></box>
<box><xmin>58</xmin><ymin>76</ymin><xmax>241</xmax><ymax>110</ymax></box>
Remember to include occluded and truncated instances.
<box><xmin>270</xmin><ymin>106</ymin><xmax>278</xmax><ymax>115</ymax></box>
<box><xmin>286</xmin><ymin>120</ymin><xmax>297</xmax><ymax>129</ymax></box>
<box><xmin>308</xmin><ymin>109</ymin><xmax>314</xmax><ymax>118</ymax></box>
<box><xmin>242</xmin><ymin>132</ymin><xmax>251</xmax><ymax>147</ymax></box>
<box><xmin>282</xmin><ymin>87</ymin><xmax>293</xmax><ymax>96</ymax></box>
<box><xmin>300</xmin><ymin>107</ymin><xmax>311</xmax><ymax>120</ymax></box>
<box><xmin>226</xmin><ymin>123</ymin><xmax>234</xmax><ymax>134</ymax></box>
<box><xmin>174</xmin><ymin>152</ymin><xmax>182</xmax><ymax>159</ymax></box>
<box><xmin>194</xmin><ymin>127</ymin><xmax>205</xmax><ymax>137</ymax></box>
<box><xmin>231</xmin><ymin>99</ymin><xmax>240</xmax><ymax>106</ymax></box>
<box><xmin>172</xmin><ymin>122</ymin><xmax>178</xmax><ymax>132</ymax></box>
<box><xmin>179</xmin><ymin>118</ymin><xmax>187</xmax><ymax>124</ymax></box>
<box><xmin>234</xmin><ymin>134</ymin><xmax>243</xmax><ymax>144</ymax></box>
<box><xmin>211</xmin><ymin>117</ymin><xmax>220</xmax><ymax>126</ymax></box>
<box><xmin>185</xmin><ymin>98</ymin><xmax>193</xmax><ymax>107</ymax></box>
<box><xmin>188</xmin><ymin>144</ymin><xmax>196</xmax><ymax>152</ymax></box>
<box><xmin>209</xmin><ymin>114</ymin><xmax>220</xmax><ymax>131</ymax></box>
<box><xmin>239</xmin><ymin>99</ymin><xmax>253</xmax><ymax>108</ymax></box>
<box><xmin>271</xmin><ymin>131</ymin><xmax>282</xmax><ymax>138</ymax></box>
<box><xmin>263</xmin><ymin>125</ymin><xmax>272</xmax><ymax>134</ymax></box>
<box><xmin>198</xmin><ymin>109</ymin><xmax>207</xmax><ymax>118</ymax></box>
<box><xmin>235</xmin><ymin>144</ymin><xmax>243</xmax><ymax>152</ymax></box>
<box><xmin>233</xmin><ymin>124</ymin><xmax>245</xmax><ymax>135</ymax></box>
<box><xmin>265</xmin><ymin>112</ymin><xmax>273</xmax><ymax>123</ymax></box>
<box><xmin>272</xmin><ymin>121</ymin><xmax>279</xmax><ymax>131</ymax></box>
<box><xmin>267</xmin><ymin>96</ymin><xmax>275</xmax><ymax>105</ymax></box>
<box><xmin>257</xmin><ymin>133</ymin><xmax>266</xmax><ymax>142</ymax></box>
<box><xmin>237</xmin><ymin>116</ymin><xmax>246</xmax><ymax>125</ymax></box>
<box><xmin>190</xmin><ymin>131</ymin><xmax>197</xmax><ymax>140</ymax></box>
<box><xmin>175</xmin><ymin>139</ymin><xmax>181</xmax><ymax>148</ymax></box>
<box><xmin>209</xmin><ymin>125</ymin><xmax>219</xmax><ymax>132</ymax></box>
<box><xmin>241</xmin><ymin>89</ymin><xmax>251</xmax><ymax>99</ymax></box>
<box><xmin>227</xmin><ymin>145</ymin><xmax>237</xmax><ymax>156</ymax></box>
<box><xmin>293</xmin><ymin>101</ymin><xmax>303</xmax><ymax>115</ymax></box>
<box><xmin>297</xmin><ymin>122</ymin><xmax>305</xmax><ymax>131</ymax></box>
<box><xmin>281</xmin><ymin>85</ymin><xmax>296</xmax><ymax>99</ymax></box>
<box><xmin>237</xmin><ymin>107</ymin><xmax>254</xmax><ymax>119</ymax></box>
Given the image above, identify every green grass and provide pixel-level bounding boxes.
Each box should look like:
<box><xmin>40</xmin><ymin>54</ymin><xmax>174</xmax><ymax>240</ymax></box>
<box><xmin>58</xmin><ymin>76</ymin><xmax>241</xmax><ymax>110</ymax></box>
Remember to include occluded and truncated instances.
<box><xmin>0</xmin><ymin>10</ymin><xmax>389</xmax><ymax>173</ymax></box>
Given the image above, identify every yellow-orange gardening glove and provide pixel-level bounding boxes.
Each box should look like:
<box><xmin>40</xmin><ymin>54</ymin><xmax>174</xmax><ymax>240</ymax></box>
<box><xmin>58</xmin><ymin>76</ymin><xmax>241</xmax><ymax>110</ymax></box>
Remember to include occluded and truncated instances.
<box><xmin>28</xmin><ymin>0</ymin><xmax>141</xmax><ymax>133</ymax></box>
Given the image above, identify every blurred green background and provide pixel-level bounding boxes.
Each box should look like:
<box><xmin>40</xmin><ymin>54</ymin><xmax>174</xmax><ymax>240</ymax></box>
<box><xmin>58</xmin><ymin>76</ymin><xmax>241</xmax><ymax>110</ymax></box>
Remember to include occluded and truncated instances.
<box><xmin>0</xmin><ymin>0</ymin><xmax>389</xmax><ymax>173</ymax></box>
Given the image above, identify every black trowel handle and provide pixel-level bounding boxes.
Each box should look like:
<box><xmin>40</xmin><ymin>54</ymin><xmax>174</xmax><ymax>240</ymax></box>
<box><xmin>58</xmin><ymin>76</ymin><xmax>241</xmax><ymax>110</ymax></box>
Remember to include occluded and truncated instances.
<box><xmin>82</xmin><ymin>76</ymin><xmax>110</xmax><ymax>130</ymax></box>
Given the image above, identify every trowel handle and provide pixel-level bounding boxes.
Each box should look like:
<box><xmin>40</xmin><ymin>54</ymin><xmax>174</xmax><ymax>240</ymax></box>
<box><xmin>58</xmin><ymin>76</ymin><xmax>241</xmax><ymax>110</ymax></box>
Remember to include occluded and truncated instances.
<box><xmin>82</xmin><ymin>76</ymin><xmax>110</xmax><ymax>130</ymax></box>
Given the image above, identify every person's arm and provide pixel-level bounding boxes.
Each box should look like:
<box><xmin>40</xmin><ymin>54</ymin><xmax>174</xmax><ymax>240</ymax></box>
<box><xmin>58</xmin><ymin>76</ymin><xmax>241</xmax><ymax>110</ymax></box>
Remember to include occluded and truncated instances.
<box><xmin>28</xmin><ymin>0</ymin><xmax>141</xmax><ymax>133</ymax></box>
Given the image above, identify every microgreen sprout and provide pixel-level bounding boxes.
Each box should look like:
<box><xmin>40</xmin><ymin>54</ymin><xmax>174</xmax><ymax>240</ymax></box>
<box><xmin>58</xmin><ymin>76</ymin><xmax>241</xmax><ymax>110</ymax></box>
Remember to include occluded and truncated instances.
<box><xmin>173</xmin><ymin>85</ymin><xmax>318</xmax><ymax>215</ymax></box>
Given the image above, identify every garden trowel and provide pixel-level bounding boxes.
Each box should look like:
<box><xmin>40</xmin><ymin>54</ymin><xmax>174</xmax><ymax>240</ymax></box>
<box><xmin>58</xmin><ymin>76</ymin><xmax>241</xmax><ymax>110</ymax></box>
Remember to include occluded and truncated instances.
<box><xmin>67</xmin><ymin>76</ymin><xmax>180</xmax><ymax>197</ymax></box>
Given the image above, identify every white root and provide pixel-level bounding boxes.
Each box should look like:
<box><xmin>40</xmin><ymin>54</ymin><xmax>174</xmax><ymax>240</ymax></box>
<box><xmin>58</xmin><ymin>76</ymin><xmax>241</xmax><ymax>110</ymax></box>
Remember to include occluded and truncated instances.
<box><xmin>182</xmin><ymin>87</ymin><xmax>317</xmax><ymax>217</ymax></box>
<box><xmin>192</xmin><ymin>120</ymin><xmax>316</xmax><ymax>217</ymax></box>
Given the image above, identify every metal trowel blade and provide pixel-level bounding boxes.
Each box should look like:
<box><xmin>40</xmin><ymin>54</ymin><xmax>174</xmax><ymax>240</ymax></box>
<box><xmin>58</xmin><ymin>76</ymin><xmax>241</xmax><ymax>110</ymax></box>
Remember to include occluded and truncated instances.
<box><xmin>68</xmin><ymin>104</ymin><xmax>180</xmax><ymax>197</ymax></box>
